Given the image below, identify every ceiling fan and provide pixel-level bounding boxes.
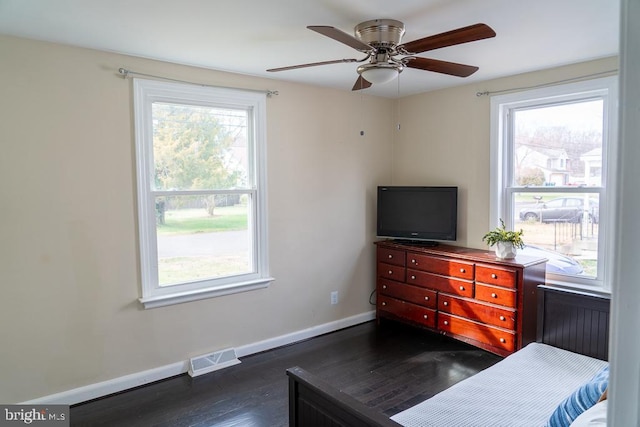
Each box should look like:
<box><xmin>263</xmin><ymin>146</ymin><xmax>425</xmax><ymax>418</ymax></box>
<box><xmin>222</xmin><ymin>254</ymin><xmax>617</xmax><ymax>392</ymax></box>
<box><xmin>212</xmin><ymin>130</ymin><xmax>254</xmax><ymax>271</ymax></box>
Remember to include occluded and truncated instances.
<box><xmin>267</xmin><ymin>19</ymin><xmax>496</xmax><ymax>91</ymax></box>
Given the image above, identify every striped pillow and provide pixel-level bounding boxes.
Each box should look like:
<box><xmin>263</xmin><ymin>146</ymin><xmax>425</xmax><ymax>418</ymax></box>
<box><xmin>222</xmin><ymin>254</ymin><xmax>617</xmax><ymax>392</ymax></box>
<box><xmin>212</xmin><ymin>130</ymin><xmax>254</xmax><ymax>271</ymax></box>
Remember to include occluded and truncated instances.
<box><xmin>547</xmin><ymin>365</ymin><xmax>609</xmax><ymax>427</ymax></box>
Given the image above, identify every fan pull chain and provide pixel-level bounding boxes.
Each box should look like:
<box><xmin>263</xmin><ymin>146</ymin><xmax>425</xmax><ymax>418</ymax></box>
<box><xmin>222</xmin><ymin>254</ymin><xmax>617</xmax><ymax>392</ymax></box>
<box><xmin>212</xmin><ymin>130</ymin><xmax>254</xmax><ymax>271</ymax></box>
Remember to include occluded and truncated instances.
<box><xmin>360</xmin><ymin>89</ymin><xmax>365</xmax><ymax>136</ymax></box>
<box><xmin>396</xmin><ymin>73</ymin><xmax>401</xmax><ymax>131</ymax></box>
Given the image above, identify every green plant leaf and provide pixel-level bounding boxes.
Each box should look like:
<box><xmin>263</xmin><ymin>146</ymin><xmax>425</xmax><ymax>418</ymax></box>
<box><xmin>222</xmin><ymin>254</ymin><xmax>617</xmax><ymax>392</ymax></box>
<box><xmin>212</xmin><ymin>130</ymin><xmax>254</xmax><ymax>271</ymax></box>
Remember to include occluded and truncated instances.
<box><xmin>482</xmin><ymin>219</ymin><xmax>525</xmax><ymax>249</ymax></box>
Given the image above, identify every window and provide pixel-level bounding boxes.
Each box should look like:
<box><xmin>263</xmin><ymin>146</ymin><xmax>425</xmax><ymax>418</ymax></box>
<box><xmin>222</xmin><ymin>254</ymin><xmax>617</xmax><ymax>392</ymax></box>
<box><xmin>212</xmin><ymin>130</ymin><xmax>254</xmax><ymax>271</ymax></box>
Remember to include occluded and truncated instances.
<box><xmin>133</xmin><ymin>79</ymin><xmax>271</xmax><ymax>308</ymax></box>
<box><xmin>490</xmin><ymin>76</ymin><xmax>617</xmax><ymax>290</ymax></box>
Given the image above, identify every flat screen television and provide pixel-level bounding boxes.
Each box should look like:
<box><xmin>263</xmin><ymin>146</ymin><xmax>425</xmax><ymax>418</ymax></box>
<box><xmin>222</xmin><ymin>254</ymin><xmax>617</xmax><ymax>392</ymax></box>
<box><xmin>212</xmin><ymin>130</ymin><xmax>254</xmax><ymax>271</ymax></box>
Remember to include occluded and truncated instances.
<box><xmin>377</xmin><ymin>186</ymin><xmax>458</xmax><ymax>245</ymax></box>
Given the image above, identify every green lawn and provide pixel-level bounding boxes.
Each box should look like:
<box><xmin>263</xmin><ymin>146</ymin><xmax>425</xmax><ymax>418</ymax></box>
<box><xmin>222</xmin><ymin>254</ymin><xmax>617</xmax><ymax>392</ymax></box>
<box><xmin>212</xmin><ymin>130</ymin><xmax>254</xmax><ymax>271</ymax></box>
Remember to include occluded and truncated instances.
<box><xmin>578</xmin><ymin>259</ymin><xmax>598</xmax><ymax>277</ymax></box>
<box><xmin>157</xmin><ymin>205</ymin><xmax>248</xmax><ymax>235</ymax></box>
<box><xmin>159</xmin><ymin>255</ymin><xmax>250</xmax><ymax>285</ymax></box>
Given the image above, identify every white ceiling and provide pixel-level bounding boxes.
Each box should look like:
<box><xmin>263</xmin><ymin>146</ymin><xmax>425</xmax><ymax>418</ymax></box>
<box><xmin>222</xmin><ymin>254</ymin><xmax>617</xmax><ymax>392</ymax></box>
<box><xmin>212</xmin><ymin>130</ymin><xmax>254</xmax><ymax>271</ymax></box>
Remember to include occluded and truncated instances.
<box><xmin>0</xmin><ymin>0</ymin><xmax>619</xmax><ymax>98</ymax></box>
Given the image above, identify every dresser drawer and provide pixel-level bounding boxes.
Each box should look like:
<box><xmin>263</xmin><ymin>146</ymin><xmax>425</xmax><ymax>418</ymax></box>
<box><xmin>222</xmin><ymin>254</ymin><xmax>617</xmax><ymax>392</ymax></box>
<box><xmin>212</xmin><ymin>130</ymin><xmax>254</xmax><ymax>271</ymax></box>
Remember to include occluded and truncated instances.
<box><xmin>378</xmin><ymin>296</ymin><xmax>437</xmax><ymax>328</ymax></box>
<box><xmin>438</xmin><ymin>294</ymin><xmax>516</xmax><ymax>330</ymax></box>
<box><xmin>379</xmin><ymin>279</ymin><xmax>436</xmax><ymax>309</ymax></box>
<box><xmin>438</xmin><ymin>313</ymin><xmax>516</xmax><ymax>352</ymax></box>
<box><xmin>475</xmin><ymin>265</ymin><xmax>517</xmax><ymax>289</ymax></box>
<box><xmin>407</xmin><ymin>269</ymin><xmax>473</xmax><ymax>297</ymax></box>
<box><xmin>377</xmin><ymin>262</ymin><xmax>406</xmax><ymax>282</ymax></box>
<box><xmin>475</xmin><ymin>283</ymin><xmax>517</xmax><ymax>308</ymax></box>
<box><xmin>377</xmin><ymin>247</ymin><xmax>406</xmax><ymax>267</ymax></box>
<box><xmin>407</xmin><ymin>253</ymin><xmax>474</xmax><ymax>280</ymax></box>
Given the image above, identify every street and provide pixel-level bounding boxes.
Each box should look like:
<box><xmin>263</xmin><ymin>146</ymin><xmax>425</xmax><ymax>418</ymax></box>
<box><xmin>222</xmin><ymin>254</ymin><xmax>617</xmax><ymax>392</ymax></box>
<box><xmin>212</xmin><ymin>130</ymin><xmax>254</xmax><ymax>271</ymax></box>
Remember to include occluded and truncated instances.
<box><xmin>157</xmin><ymin>230</ymin><xmax>249</xmax><ymax>258</ymax></box>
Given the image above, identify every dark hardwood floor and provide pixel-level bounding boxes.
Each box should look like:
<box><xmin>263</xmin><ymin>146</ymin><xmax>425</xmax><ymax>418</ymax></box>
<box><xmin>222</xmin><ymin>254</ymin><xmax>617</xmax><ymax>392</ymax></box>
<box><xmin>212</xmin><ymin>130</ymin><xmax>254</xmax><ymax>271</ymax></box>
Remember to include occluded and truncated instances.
<box><xmin>70</xmin><ymin>320</ymin><xmax>502</xmax><ymax>426</ymax></box>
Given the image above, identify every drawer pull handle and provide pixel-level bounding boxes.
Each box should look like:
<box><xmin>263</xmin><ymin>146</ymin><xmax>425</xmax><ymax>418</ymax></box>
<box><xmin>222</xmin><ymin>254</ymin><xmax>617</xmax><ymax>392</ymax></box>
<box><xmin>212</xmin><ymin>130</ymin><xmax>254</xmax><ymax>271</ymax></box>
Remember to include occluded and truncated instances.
<box><xmin>491</xmin><ymin>293</ymin><xmax>498</xmax><ymax>298</ymax></box>
<box><xmin>459</xmin><ymin>286</ymin><xmax>465</xmax><ymax>291</ymax></box>
<box><xmin>443</xmin><ymin>321</ymin><xmax>449</xmax><ymax>326</ymax></box>
<box><xmin>382</xmin><ymin>302</ymin><xmax>386</xmax><ymax>306</ymax></box>
<box><xmin>500</xmin><ymin>338</ymin><xmax>506</xmax><ymax>343</ymax></box>
<box><xmin>500</xmin><ymin>316</ymin><xmax>506</xmax><ymax>321</ymax></box>
<box><xmin>388</xmin><ymin>254</ymin><xmax>393</xmax><ymax>259</ymax></box>
<box><xmin>460</xmin><ymin>268</ymin><xmax>466</xmax><ymax>273</ymax></box>
<box><xmin>424</xmin><ymin>296</ymin><xmax>429</xmax><ymax>301</ymax></box>
<box><xmin>411</xmin><ymin>259</ymin><xmax>417</xmax><ymax>264</ymax></box>
<box><xmin>388</xmin><ymin>270</ymin><xmax>393</xmax><ymax>275</ymax></box>
<box><xmin>443</xmin><ymin>301</ymin><xmax>449</xmax><ymax>306</ymax></box>
<box><xmin>411</xmin><ymin>275</ymin><xmax>416</xmax><ymax>280</ymax></box>
<box><xmin>423</xmin><ymin>314</ymin><xmax>428</xmax><ymax>319</ymax></box>
<box><xmin>382</xmin><ymin>285</ymin><xmax>387</xmax><ymax>289</ymax></box>
<box><xmin>491</xmin><ymin>273</ymin><xmax>498</xmax><ymax>279</ymax></box>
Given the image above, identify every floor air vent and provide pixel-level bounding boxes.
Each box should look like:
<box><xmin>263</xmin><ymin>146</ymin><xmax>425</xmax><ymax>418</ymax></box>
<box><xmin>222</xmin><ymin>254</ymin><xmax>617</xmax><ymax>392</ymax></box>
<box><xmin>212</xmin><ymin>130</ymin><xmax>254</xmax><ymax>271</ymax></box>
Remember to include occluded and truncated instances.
<box><xmin>188</xmin><ymin>348</ymin><xmax>241</xmax><ymax>377</ymax></box>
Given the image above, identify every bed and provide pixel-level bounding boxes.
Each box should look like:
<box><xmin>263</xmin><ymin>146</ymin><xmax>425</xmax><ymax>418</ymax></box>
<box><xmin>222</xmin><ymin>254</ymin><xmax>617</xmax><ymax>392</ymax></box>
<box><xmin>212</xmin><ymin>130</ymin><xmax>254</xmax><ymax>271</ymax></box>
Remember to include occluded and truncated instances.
<box><xmin>287</xmin><ymin>285</ymin><xmax>610</xmax><ymax>427</ymax></box>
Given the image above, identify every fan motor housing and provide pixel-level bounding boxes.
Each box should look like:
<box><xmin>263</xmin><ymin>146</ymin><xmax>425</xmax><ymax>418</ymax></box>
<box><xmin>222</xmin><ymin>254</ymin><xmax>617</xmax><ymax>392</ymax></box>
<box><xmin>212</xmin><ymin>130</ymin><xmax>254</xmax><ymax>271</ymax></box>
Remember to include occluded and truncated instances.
<box><xmin>354</xmin><ymin>19</ymin><xmax>405</xmax><ymax>48</ymax></box>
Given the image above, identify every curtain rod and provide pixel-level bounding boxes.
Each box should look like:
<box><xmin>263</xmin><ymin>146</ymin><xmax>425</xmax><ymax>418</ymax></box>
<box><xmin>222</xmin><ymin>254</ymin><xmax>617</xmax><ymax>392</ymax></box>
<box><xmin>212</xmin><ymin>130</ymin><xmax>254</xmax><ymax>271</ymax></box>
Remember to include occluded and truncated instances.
<box><xmin>117</xmin><ymin>68</ymin><xmax>279</xmax><ymax>97</ymax></box>
<box><xmin>475</xmin><ymin>69</ymin><xmax>618</xmax><ymax>97</ymax></box>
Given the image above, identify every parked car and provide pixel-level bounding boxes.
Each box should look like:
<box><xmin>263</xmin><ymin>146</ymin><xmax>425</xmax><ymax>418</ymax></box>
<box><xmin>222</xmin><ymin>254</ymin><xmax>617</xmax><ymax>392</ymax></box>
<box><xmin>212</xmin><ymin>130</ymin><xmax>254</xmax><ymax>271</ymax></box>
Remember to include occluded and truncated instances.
<box><xmin>519</xmin><ymin>244</ymin><xmax>584</xmax><ymax>275</ymax></box>
<box><xmin>518</xmin><ymin>197</ymin><xmax>599</xmax><ymax>224</ymax></box>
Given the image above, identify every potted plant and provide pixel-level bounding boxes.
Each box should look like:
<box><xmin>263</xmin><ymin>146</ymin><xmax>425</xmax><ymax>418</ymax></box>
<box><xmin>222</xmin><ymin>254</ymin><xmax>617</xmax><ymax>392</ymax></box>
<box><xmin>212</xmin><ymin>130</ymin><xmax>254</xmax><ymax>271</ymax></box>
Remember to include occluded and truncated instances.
<box><xmin>482</xmin><ymin>219</ymin><xmax>525</xmax><ymax>259</ymax></box>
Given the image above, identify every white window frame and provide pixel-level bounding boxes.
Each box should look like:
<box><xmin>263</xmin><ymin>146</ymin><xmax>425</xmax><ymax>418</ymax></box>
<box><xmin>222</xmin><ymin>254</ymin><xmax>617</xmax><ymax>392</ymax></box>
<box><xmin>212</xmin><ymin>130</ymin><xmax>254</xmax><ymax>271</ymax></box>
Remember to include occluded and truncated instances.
<box><xmin>133</xmin><ymin>78</ymin><xmax>272</xmax><ymax>309</ymax></box>
<box><xmin>490</xmin><ymin>76</ymin><xmax>618</xmax><ymax>291</ymax></box>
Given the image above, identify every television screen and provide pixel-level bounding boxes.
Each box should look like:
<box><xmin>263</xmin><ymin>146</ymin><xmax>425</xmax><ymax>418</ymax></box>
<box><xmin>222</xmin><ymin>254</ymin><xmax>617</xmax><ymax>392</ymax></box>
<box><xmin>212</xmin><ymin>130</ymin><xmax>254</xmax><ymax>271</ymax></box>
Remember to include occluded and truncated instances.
<box><xmin>377</xmin><ymin>186</ymin><xmax>458</xmax><ymax>243</ymax></box>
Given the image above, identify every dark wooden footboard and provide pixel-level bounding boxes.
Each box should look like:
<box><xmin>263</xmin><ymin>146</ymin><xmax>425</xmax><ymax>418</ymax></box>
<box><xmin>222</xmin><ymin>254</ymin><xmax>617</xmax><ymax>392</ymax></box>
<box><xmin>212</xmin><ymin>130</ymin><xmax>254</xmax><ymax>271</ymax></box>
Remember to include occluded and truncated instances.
<box><xmin>288</xmin><ymin>286</ymin><xmax>611</xmax><ymax>427</ymax></box>
<box><xmin>287</xmin><ymin>366</ymin><xmax>401</xmax><ymax>427</ymax></box>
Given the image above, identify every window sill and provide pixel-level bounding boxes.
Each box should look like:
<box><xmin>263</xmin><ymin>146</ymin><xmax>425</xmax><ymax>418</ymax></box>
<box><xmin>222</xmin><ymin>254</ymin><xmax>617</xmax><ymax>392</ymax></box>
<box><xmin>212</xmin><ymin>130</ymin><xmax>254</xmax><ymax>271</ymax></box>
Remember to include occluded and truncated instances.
<box><xmin>139</xmin><ymin>277</ymin><xmax>274</xmax><ymax>309</ymax></box>
<box><xmin>542</xmin><ymin>279</ymin><xmax>611</xmax><ymax>298</ymax></box>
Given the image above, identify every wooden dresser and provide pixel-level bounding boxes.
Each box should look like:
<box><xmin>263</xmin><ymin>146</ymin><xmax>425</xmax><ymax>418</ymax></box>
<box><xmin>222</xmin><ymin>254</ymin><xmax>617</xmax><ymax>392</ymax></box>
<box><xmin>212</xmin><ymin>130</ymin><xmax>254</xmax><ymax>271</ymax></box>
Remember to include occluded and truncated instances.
<box><xmin>376</xmin><ymin>240</ymin><xmax>547</xmax><ymax>356</ymax></box>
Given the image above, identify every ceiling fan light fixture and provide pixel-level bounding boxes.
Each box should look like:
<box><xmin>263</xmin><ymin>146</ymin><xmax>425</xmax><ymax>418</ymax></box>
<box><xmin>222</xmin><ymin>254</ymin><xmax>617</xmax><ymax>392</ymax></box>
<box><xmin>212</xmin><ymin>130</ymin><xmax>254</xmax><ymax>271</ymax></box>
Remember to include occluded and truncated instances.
<box><xmin>269</xmin><ymin>20</ymin><xmax>496</xmax><ymax>91</ymax></box>
<box><xmin>357</xmin><ymin>64</ymin><xmax>400</xmax><ymax>85</ymax></box>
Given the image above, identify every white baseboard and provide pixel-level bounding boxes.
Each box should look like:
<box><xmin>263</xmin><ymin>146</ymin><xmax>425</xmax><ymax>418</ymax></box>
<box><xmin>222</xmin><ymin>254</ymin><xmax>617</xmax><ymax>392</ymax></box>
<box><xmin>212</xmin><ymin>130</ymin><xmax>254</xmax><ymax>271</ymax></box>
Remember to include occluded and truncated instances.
<box><xmin>22</xmin><ymin>310</ymin><xmax>375</xmax><ymax>405</ymax></box>
<box><xmin>22</xmin><ymin>360</ymin><xmax>189</xmax><ymax>405</ymax></box>
<box><xmin>235</xmin><ymin>310</ymin><xmax>376</xmax><ymax>357</ymax></box>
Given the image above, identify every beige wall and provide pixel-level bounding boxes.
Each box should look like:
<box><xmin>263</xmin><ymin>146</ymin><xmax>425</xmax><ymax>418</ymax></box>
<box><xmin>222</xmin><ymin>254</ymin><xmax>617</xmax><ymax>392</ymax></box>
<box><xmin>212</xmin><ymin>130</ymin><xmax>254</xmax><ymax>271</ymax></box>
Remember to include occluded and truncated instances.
<box><xmin>0</xmin><ymin>35</ymin><xmax>393</xmax><ymax>403</ymax></box>
<box><xmin>393</xmin><ymin>56</ymin><xmax>618</xmax><ymax>247</ymax></box>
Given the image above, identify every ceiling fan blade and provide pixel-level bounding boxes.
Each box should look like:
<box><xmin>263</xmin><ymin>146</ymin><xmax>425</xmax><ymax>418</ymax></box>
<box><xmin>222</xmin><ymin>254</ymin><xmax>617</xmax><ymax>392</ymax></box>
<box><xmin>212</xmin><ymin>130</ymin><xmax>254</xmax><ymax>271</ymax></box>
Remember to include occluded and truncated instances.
<box><xmin>308</xmin><ymin>25</ymin><xmax>372</xmax><ymax>52</ymax></box>
<box><xmin>399</xmin><ymin>23</ymin><xmax>496</xmax><ymax>54</ymax></box>
<box><xmin>405</xmin><ymin>57</ymin><xmax>479</xmax><ymax>77</ymax></box>
<box><xmin>267</xmin><ymin>58</ymin><xmax>358</xmax><ymax>72</ymax></box>
<box><xmin>351</xmin><ymin>75</ymin><xmax>372</xmax><ymax>91</ymax></box>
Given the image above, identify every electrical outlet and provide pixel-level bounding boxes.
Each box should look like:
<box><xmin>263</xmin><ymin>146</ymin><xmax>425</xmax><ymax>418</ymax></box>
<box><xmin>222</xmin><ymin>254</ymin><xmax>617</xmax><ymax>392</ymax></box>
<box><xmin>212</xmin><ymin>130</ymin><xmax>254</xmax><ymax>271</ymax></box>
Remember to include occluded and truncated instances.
<box><xmin>330</xmin><ymin>291</ymin><xmax>338</xmax><ymax>305</ymax></box>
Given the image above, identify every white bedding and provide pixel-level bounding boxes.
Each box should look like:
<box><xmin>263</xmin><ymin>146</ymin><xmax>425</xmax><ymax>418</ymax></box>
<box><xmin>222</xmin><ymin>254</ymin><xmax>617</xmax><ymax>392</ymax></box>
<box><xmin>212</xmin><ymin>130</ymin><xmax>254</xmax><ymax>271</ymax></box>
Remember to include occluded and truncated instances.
<box><xmin>390</xmin><ymin>343</ymin><xmax>608</xmax><ymax>427</ymax></box>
